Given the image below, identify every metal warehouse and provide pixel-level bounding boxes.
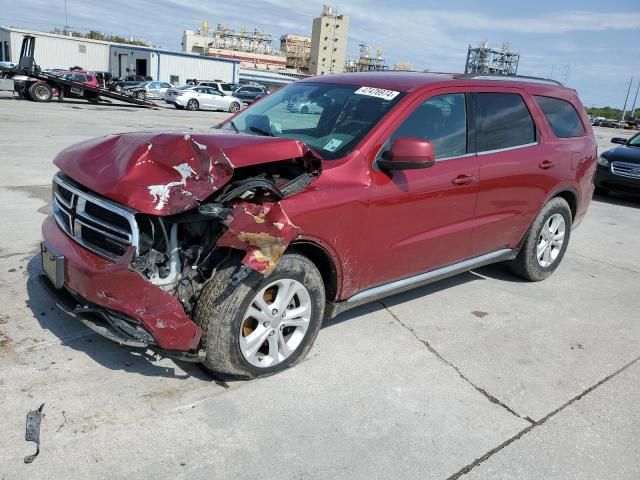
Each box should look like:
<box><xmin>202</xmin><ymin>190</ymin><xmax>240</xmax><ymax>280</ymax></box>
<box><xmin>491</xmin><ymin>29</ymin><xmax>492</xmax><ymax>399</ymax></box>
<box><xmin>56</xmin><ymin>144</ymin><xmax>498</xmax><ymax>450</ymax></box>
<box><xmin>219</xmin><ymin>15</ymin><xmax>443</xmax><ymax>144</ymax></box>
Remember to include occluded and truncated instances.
<box><xmin>110</xmin><ymin>45</ymin><xmax>239</xmax><ymax>84</ymax></box>
<box><xmin>0</xmin><ymin>27</ymin><xmax>111</xmax><ymax>71</ymax></box>
<box><xmin>0</xmin><ymin>27</ymin><xmax>239</xmax><ymax>84</ymax></box>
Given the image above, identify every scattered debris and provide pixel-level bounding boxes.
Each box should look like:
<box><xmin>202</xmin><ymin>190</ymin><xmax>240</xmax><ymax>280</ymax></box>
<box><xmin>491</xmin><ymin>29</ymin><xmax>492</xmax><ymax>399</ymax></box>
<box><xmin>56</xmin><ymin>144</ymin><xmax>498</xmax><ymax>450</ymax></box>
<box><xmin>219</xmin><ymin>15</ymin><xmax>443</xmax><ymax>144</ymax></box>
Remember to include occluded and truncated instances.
<box><xmin>471</xmin><ymin>310</ymin><xmax>489</xmax><ymax>318</ymax></box>
<box><xmin>56</xmin><ymin>410</ymin><xmax>67</xmax><ymax>433</ymax></box>
<box><xmin>570</xmin><ymin>343</ymin><xmax>584</xmax><ymax>350</ymax></box>
<box><xmin>24</xmin><ymin>403</ymin><xmax>44</xmax><ymax>464</ymax></box>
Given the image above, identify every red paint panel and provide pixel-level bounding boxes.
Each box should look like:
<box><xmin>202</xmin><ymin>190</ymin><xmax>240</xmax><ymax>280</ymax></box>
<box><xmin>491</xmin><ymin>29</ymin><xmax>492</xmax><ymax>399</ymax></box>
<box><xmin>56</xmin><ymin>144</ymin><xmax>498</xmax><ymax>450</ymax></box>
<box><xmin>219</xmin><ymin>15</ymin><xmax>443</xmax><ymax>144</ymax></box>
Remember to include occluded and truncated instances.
<box><xmin>42</xmin><ymin>216</ymin><xmax>202</xmax><ymax>351</ymax></box>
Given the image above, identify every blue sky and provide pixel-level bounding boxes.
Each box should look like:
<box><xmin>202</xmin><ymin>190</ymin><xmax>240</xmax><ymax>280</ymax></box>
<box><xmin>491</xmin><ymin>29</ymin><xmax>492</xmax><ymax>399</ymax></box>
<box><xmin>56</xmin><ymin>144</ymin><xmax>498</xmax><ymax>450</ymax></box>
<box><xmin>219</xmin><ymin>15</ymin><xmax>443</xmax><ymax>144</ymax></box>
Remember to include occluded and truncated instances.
<box><xmin>3</xmin><ymin>0</ymin><xmax>640</xmax><ymax>107</ymax></box>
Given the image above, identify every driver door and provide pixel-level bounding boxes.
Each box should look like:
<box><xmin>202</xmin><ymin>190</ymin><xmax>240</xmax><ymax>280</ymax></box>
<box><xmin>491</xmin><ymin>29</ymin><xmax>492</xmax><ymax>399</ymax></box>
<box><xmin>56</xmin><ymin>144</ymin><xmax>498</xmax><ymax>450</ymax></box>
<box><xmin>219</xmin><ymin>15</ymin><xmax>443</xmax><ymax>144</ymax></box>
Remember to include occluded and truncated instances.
<box><xmin>361</xmin><ymin>90</ymin><xmax>480</xmax><ymax>288</ymax></box>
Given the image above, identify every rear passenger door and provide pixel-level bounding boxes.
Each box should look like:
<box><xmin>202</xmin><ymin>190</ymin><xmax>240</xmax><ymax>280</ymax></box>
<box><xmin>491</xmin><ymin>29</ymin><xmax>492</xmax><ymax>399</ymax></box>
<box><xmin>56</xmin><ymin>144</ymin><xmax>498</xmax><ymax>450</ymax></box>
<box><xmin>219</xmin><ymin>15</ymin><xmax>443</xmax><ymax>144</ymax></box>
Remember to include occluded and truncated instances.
<box><xmin>469</xmin><ymin>90</ymin><xmax>554</xmax><ymax>256</ymax></box>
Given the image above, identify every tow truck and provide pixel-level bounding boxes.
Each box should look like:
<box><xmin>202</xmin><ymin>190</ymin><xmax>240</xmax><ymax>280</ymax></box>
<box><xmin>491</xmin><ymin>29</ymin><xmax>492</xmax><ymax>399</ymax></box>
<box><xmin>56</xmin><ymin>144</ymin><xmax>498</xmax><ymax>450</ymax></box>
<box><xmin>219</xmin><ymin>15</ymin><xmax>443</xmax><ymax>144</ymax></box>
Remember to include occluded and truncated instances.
<box><xmin>0</xmin><ymin>35</ymin><xmax>155</xmax><ymax>107</ymax></box>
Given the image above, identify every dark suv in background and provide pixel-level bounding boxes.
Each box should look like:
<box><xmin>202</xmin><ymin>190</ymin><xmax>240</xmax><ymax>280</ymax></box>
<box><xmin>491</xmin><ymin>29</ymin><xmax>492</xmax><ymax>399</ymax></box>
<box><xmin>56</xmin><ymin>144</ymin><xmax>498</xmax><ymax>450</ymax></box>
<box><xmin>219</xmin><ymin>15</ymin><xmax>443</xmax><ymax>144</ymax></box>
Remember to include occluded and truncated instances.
<box><xmin>232</xmin><ymin>85</ymin><xmax>270</xmax><ymax>103</ymax></box>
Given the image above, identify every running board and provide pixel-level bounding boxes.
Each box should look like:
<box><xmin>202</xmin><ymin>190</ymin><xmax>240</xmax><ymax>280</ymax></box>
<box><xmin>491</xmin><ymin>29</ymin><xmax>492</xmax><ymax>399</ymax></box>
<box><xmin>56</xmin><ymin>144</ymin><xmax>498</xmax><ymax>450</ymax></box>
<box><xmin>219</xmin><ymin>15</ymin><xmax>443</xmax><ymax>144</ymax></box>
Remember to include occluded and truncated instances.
<box><xmin>346</xmin><ymin>248</ymin><xmax>515</xmax><ymax>304</ymax></box>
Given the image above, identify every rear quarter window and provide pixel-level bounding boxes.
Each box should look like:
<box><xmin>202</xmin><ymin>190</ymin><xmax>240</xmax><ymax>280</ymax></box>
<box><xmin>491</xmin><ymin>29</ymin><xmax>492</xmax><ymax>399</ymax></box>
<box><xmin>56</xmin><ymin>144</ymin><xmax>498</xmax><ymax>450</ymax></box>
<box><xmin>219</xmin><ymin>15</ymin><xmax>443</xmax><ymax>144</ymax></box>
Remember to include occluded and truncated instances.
<box><xmin>474</xmin><ymin>93</ymin><xmax>537</xmax><ymax>152</ymax></box>
<box><xmin>534</xmin><ymin>96</ymin><xmax>585</xmax><ymax>138</ymax></box>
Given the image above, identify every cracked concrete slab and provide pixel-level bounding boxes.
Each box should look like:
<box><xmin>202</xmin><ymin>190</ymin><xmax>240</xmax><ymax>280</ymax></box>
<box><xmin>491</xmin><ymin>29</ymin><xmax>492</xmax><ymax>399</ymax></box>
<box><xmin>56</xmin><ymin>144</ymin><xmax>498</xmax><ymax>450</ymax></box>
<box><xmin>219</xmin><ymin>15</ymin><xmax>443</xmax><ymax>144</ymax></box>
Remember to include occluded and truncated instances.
<box><xmin>460</xmin><ymin>359</ymin><xmax>640</xmax><ymax>480</ymax></box>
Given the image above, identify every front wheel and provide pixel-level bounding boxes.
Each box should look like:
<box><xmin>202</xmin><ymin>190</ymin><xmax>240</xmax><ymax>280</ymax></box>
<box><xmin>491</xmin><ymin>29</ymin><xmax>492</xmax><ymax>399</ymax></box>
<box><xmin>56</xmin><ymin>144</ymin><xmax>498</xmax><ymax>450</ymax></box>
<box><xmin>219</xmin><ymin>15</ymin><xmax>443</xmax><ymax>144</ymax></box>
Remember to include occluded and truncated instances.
<box><xmin>194</xmin><ymin>253</ymin><xmax>326</xmax><ymax>378</ymax></box>
<box><xmin>509</xmin><ymin>197</ymin><xmax>572</xmax><ymax>281</ymax></box>
<box><xmin>186</xmin><ymin>99</ymin><xmax>199</xmax><ymax>111</ymax></box>
<box><xmin>229</xmin><ymin>101</ymin><xmax>240</xmax><ymax>113</ymax></box>
<box><xmin>135</xmin><ymin>90</ymin><xmax>146</xmax><ymax>100</ymax></box>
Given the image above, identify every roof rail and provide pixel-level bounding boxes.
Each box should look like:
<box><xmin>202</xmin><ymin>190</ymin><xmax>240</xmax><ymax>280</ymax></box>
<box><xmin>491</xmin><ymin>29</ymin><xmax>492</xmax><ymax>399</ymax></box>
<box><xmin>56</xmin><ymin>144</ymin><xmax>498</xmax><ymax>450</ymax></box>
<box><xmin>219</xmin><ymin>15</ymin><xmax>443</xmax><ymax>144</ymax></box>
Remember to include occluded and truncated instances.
<box><xmin>456</xmin><ymin>73</ymin><xmax>564</xmax><ymax>87</ymax></box>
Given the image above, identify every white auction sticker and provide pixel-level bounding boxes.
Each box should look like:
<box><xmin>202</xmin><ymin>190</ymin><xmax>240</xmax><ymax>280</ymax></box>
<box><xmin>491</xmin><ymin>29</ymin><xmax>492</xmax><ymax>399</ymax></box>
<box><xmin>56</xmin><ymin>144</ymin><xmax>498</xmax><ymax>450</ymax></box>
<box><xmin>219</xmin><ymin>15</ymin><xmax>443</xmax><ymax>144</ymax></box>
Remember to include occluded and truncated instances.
<box><xmin>323</xmin><ymin>138</ymin><xmax>343</xmax><ymax>152</ymax></box>
<box><xmin>354</xmin><ymin>86</ymin><xmax>400</xmax><ymax>100</ymax></box>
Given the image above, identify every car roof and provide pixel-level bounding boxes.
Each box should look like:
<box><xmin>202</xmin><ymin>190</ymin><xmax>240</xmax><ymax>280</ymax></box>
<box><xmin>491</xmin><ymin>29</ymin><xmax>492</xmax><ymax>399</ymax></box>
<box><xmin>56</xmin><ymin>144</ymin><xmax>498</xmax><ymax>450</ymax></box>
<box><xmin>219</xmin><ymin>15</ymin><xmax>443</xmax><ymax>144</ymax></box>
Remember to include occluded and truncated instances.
<box><xmin>299</xmin><ymin>71</ymin><xmax>570</xmax><ymax>93</ymax></box>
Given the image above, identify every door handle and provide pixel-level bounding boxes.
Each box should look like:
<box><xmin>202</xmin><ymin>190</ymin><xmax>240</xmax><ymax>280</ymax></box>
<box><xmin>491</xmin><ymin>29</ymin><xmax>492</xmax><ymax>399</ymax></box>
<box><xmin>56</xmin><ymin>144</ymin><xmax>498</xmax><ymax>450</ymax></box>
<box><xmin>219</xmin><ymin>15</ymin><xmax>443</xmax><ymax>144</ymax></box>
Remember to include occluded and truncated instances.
<box><xmin>452</xmin><ymin>174</ymin><xmax>476</xmax><ymax>186</ymax></box>
<box><xmin>539</xmin><ymin>160</ymin><xmax>556</xmax><ymax>169</ymax></box>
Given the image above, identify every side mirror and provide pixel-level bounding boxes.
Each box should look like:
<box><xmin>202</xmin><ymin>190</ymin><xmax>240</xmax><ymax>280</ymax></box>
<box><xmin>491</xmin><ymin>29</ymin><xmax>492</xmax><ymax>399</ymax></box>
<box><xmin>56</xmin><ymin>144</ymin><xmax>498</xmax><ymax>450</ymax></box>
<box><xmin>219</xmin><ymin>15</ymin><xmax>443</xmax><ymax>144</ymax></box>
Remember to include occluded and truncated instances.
<box><xmin>611</xmin><ymin>137</ymin><xmax>628</xmax><ymax>145</ymax></box>
<box><xmin>378</xmin><ymin>137</ymin><xmax>435</xmax><ymax>171</ymax></box>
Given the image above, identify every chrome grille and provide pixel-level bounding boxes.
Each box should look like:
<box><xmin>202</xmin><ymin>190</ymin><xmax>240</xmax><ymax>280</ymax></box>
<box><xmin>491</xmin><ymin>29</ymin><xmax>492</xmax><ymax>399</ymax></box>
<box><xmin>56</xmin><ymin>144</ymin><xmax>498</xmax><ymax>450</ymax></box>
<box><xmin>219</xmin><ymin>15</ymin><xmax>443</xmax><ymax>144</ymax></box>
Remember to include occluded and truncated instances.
<box><xmin>52</xmin><ymin>173</ymin><xmax>139</xmax><ymax>261</ymax></box>
<box><xmin>611</xmin><ymin>161</ymin><xmax>640</xmax><ymax>180</ymax></box>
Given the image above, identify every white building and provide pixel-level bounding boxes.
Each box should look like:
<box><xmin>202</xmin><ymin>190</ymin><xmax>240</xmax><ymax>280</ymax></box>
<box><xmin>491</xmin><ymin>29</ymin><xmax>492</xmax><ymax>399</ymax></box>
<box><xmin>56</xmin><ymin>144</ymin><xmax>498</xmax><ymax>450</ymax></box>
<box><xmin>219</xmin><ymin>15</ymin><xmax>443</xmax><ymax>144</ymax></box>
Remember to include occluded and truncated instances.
<box><xmin>0</xmin><ymin>26</ymin><xmax>240</xmax><ymax>84</ymax></box>
<box><xmin>0</xmin><ymin>27</ymin><xmax>111</xmax><ymax>71</ymax></box>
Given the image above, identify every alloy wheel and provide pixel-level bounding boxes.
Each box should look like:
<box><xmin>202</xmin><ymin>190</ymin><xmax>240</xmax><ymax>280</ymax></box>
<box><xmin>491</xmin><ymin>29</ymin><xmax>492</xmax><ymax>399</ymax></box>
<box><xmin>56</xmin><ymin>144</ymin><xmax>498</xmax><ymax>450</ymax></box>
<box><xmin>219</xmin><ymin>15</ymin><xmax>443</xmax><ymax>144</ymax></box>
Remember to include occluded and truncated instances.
<box><xmin>239</xmin><ymin>279</ymin><xmax>312</xmax><ymax>368</ymax></box>
<box><xmin>34</xmin><ymin>85</ymin><xmax>49</xmax><ymax>101</ymax></box>
<box><xmin>536</xmin><ymin>213</ymin><xmax>566</xmax><ymax>267</ymax></box>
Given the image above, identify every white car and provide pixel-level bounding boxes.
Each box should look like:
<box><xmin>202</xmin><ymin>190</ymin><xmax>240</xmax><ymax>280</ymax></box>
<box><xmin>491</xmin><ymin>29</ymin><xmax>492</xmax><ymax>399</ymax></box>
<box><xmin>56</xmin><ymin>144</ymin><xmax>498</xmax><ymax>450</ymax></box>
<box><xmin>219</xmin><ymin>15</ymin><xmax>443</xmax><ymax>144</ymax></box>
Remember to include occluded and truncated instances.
<box><xmin>165</xmin><ymin>86</ymin><xmax>243</xmax><ymax>112</ymax></box>
<box><xmin>123</xmin><ymin>81</ymin><xmax>173</xmax><ymax>100</ymax></box>
<box><xmin>286</xmin><ymin>99</ymin><xmax>323</xmax><ymax>114</ymax></box>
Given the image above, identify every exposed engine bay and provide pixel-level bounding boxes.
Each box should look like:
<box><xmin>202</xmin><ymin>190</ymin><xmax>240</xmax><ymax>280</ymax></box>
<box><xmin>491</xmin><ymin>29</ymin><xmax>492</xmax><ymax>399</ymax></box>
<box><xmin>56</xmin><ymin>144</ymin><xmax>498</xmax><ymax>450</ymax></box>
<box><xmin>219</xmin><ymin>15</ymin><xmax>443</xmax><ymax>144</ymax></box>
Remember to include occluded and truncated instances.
<box><xmin>130</xmin><ymin>156</ymin><xmax>319</xmax><ymax>314</ymax></box>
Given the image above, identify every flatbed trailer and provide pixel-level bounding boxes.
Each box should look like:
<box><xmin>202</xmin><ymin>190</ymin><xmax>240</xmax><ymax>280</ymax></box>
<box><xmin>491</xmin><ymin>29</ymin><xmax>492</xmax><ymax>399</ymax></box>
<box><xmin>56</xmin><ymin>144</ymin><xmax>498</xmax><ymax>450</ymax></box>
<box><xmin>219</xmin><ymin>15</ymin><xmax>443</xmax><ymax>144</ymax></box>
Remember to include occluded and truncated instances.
<box><xmin>0</xmin><ymin>35</ymin><xmax>156</xmax><ymax>108</ymax></box>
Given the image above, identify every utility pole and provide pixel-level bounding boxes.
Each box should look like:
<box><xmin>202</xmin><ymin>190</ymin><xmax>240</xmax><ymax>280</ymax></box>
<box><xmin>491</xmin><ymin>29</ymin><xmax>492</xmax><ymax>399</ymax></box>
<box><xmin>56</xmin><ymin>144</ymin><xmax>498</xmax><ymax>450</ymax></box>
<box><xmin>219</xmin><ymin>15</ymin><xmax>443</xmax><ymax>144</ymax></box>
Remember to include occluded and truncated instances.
<box><xmin>630</xmin><ymin>77</ymin><xmax>640</xmax><ymax>120</ymax></box>
<box><xmin>64</xmin><ymin>0</ymin><xmax>70</xmax><ymax>35</ymax></box>
<box><xmin>621</xmin><ymin>76</ymin><xmax>633</xmax><ymax>124</ymax></box>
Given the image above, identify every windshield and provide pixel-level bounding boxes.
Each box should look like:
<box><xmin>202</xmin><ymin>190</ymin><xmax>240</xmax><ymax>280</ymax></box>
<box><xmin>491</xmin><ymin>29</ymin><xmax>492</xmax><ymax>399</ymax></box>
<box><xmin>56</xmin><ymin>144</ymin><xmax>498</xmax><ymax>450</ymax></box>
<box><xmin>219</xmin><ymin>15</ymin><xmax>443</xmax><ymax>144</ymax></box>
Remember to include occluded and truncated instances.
<box><xmin>220</xmin><ymin>82</ymin><xmax>405</xmax><ymax>159</ymax></box>
<box><xmin>629</xmin><ymin>133</ymin><xmax>640</xmax><ymax>147</ymax></box>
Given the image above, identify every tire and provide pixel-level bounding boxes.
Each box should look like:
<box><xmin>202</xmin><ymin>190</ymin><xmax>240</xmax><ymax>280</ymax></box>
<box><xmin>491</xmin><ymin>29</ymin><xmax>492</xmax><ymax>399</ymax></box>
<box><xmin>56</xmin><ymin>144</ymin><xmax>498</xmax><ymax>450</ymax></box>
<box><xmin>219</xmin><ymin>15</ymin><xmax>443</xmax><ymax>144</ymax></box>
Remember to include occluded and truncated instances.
<box><xmin>301</xmin><ymin>105</ymin><xmax>309</xmax><ymax>114</ymax></box>
<box><xmin>194</xmin><ymin>253</ymin><xmax>326</xmax><ymax>379</ymax></box>
<box><xmin>29</xmin><ymin>83</ymin><xmax>52</xmax><ymax>102</ymax></box>
<box><xmin>229</xmin><ymin>101</ymin><xmax>240</xmax><ymax>113</ymax></box>
<box><xmin>114</xmin><ymin>85</ymin><xmax>122</xmax><ymax>93</ymax></box>
<box><xmin>135</xmin><ymin>91</ymin><xmax>146</xmax><ymax>100</ymax></box>
<box><xmin>57</xmin><ymin>88</ymin><xmax>64</xmax><ymax>102</ymax></box>
<box><xmin>509</xmin><ymin>197</ymin><xmax>572</xmax><ymax>282</ymax></box>
<box><xmin>186</xmin><ymin>99</ymin><xmax>199</xmax><ymax>111</ymax></box>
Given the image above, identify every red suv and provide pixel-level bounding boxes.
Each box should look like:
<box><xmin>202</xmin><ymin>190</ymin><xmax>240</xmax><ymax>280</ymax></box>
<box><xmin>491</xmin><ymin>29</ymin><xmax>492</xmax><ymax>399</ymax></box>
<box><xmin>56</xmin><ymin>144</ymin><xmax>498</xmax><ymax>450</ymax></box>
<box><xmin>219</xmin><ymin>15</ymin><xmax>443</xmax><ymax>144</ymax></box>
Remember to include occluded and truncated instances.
<box><xmin>41</xmin><ymin>72</ymin><xmax>596</xmax><ymax>378</ymax></box>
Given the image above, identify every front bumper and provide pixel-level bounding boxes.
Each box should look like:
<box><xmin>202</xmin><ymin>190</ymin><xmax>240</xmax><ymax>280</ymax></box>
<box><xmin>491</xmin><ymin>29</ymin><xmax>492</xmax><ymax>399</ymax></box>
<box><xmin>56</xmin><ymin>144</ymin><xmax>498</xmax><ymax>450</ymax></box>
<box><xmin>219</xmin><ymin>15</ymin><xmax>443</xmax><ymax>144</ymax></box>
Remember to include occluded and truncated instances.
<box><xmin>595</xmin><ymin>164</ymin><xmax>640</xmax><ymax>193</ymax></box>
<box><xmin>42</xmin><ymin>216</ymin><xmax>203</xmax><ymax>352</ymax></box>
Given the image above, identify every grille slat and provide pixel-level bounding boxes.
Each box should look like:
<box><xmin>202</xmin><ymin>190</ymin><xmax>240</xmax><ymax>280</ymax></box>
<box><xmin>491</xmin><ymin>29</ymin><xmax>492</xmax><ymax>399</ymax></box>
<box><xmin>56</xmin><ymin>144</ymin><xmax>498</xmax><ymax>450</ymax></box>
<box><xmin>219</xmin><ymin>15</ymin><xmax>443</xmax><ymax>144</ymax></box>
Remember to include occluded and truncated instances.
<box><xmin>52</xmin><ymin>174</ymin><xmax>139</xmax><ymax>261</ymax></box>
<box><xmin>611</xmin><ymin>161</ymin><xmax>640</xmax><ymax>180</ymax></box>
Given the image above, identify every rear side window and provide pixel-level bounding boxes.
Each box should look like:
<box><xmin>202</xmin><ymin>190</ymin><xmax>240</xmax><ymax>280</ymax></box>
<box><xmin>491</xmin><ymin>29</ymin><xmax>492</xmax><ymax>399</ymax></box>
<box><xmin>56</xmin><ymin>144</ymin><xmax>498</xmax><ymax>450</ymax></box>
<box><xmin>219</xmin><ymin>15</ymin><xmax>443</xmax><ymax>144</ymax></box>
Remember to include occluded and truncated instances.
<box><xmin>534</xmin><ymin>96</ymin><xmax>585</xmax><ymax>138</ymax></box>
<box><xmin>474</xmin><ymin>93</ymin><xmax>537</xmax><ymax>152</ymax></box>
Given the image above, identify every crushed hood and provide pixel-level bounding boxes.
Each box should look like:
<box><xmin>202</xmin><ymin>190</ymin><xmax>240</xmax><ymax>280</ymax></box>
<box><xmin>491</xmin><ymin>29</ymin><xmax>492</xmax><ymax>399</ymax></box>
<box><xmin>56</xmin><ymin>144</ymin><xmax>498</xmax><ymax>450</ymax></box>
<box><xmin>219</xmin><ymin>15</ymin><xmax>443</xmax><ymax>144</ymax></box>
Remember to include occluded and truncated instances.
<box><xmin>54</xmin><ymin>132</ymin><xmax>317</xmax><ymax>215</ymax></box>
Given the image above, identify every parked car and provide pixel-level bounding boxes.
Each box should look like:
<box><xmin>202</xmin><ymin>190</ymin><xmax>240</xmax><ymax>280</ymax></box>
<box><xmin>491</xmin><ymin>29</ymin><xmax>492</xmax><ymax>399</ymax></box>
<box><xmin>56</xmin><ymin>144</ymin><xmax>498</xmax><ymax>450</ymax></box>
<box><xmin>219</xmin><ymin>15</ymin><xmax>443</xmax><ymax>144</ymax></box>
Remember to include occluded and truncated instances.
<box><xmin>286</xmin><ymin>99</ymin><xmax>323</xmax><ymax>114</ymax></box>
<box><xmin>57</xmin><ymin>70</ymin><xmax>99</xmax><ymax>88</ymax></box>
<box><xmin>41</xmin><ymin>72</ymin><xmax>596</xmax><ymax>379</ymax></box>
<box><xmin>109</xmin><ymin>75</ymin><xmax>153</xmax><ymax>93</ymax></box>
<box><xmin>164</xmin><ymin>85</ymin><xmax>243</xmax><ymax>112</ymax></box>
<box><xmin>123</xmin><ymin>81</ymin><xmax>173</xmax><ymax>100</ymax></box>
<box><xmin>594</xmin><ymin>133</ymin><xmax>640</xmax><ymax>195</ymax></box>
<box><xmin>185</xmin><ymin>80</ymin><xmax>234</xmax><ymax>96</ymax></box>
<box><xmin>0</xmin><ymin>61</ymin><xmax>17</xmax><ymax>69</ymax></box>
<box><xmin>233</xmin><ymin>85</ymin><xmax>270</xmax><ymax>103</ymax></box>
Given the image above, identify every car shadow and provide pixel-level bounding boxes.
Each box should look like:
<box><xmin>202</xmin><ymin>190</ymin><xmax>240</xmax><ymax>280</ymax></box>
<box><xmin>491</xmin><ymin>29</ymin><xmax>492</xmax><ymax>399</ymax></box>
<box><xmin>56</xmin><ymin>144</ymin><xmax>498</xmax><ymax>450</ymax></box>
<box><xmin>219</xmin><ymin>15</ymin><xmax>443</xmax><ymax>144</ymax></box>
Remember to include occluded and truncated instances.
<box><xmin>593</xmin><ymin>192</ymin><xmax>640</xmax><ymax>209</ymax></box>
<box><xmin>24</xmin><ymin>254</ymin><xmax>212</xmax><ymax>381</ymax></box>
<box><xmin>324</xmin><ymin>269</ymin><xmax>492</xmax><ymax>328</ymax></box>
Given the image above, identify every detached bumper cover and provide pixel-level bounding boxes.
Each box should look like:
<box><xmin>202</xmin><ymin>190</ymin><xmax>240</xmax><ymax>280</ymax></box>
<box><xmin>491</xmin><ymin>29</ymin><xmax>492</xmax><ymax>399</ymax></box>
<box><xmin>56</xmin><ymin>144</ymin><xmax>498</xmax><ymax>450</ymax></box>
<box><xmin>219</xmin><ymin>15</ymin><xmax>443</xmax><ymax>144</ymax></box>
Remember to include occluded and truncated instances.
<box><xmin>42</xmin><ymin>216</ymin><xmax>202</xmax><ymax>351</ymax></box>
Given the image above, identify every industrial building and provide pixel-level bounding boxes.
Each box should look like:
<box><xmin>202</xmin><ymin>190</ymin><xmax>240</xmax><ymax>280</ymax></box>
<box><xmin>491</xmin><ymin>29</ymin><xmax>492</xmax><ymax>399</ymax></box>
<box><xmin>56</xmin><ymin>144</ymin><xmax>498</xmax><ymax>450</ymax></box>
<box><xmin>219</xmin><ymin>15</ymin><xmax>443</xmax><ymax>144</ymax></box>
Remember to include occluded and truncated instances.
<box><xmin>280</xmin><ymin>34</ymin><xmax>312</xmax><ymax>72</ymax></box>
<box><xmin>0</xmin><ymin>26</ymin><xmax>239</xmax><ymax>84</ymax></box>
<box><xmin>309</xmin><ymin>5</ymin><xmax>350</xmax><ymax>75</ymax></box>
<box><xmin>464</xmin><ymin>41</ymin><xmax>520</xmax><ymax>76</ymax></box>
<box><xmin>345</xmin><ymin>43</ymin><xmax>387</xmax><ymax>72</ymax></box>
<box><xmin>182</xmin><ymin>24</ymin><xmax>286</xmax><ymax>71</ymax></box>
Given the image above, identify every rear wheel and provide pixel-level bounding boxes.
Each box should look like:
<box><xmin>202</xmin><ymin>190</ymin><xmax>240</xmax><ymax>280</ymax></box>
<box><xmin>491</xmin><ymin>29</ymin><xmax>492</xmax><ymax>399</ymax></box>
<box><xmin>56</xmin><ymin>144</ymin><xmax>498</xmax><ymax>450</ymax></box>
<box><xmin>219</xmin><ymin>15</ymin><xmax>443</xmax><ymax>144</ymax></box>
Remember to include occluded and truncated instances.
<box><xmin>186</xmin><ymin>99</ymin><xmax>199</xmax><ymax>111</ymax></box>
<box><xmin>229</xmin><ymin>101</ymin><xmax>240</xmax><ymax>113</ymax></box>
<box><xmin>29</xmin><ymin>83</ymin><xmax>52</xmax><ymax>102</ymax></box>
<box><xmin>194</xmin><ymin>253</ymin><xmax>326</xmax><ymax>378</ymax></box>
<box><xmin>509</xmin><ymin>197</ymin><xmax>572</xmax><ymax>281</ymax></box>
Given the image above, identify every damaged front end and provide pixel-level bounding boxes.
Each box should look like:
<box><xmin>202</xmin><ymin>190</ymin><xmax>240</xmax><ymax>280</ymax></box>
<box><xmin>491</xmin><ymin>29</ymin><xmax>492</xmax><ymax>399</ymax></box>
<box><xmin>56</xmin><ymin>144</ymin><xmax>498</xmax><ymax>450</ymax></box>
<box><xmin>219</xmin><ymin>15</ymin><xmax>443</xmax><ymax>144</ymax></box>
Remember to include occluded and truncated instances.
<box><xmin>44</xmin><ymin>131</ymin><xmax>321</xmax><ymax>357</ymax></box>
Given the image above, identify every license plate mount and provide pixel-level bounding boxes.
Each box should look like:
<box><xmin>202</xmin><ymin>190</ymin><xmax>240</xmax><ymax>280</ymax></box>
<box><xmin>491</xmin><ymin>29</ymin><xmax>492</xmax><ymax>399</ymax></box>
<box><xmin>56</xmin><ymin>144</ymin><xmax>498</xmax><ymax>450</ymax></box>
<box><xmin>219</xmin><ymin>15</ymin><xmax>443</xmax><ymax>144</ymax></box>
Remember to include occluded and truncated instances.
<box><xmin>41</xmin><ymin>242</ymin><xmax>65</xmax><ymax>289</ymax></box>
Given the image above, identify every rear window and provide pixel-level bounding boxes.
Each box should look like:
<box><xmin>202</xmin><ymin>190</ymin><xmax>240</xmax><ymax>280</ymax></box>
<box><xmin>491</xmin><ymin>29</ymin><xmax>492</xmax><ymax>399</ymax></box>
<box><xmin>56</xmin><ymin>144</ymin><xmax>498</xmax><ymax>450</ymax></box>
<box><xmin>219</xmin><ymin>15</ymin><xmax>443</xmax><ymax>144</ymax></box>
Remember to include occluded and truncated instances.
<box><xmin>534</xmin><ymin>96</ymin><xmax>585</xmax><ymax>138</ymax></box>
<box><xmin>474</xmin><ymin>93</ymin><xmax>537</xmax><ymax>152</ymax></box>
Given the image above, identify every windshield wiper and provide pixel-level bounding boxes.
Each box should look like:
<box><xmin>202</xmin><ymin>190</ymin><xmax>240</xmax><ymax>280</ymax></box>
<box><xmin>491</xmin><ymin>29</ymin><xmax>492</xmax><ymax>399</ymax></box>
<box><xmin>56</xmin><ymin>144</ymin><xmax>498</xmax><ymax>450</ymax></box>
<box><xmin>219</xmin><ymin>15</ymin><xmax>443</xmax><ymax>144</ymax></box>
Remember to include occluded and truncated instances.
<box><xmin>249</xmin><ymin>126</ymin><xmax>274</xmax><ymax>137</ymax></box>
<box><xmin>228</xmin><ymin>120</ymin><xmax>239</xmax><ymax>134</ymax></box>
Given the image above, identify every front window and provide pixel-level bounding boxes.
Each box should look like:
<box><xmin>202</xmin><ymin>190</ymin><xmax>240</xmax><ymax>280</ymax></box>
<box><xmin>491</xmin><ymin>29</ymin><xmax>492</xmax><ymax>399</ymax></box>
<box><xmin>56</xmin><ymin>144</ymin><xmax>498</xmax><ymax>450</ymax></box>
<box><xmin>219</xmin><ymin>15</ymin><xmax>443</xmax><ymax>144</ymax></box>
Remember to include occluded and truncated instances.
<box><xmin>628</xmin><ymin>133</ymin><xmax>640</xmax><ymax>147</ymax></box>
<box><xmin>220</xmin><ymin>82</ymin><xmax>405</xmax><ymax>159</ymax></box>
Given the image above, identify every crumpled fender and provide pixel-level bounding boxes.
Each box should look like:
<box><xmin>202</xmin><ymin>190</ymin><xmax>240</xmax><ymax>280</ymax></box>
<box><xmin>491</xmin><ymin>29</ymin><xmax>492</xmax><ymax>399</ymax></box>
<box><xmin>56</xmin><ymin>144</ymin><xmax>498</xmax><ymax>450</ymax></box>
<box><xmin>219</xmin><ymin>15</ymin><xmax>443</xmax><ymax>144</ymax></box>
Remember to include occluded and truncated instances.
<box><xmin>217</xmin><ymin>202</ymin><xmax>300</xmax><ymax>275</ymax></box>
